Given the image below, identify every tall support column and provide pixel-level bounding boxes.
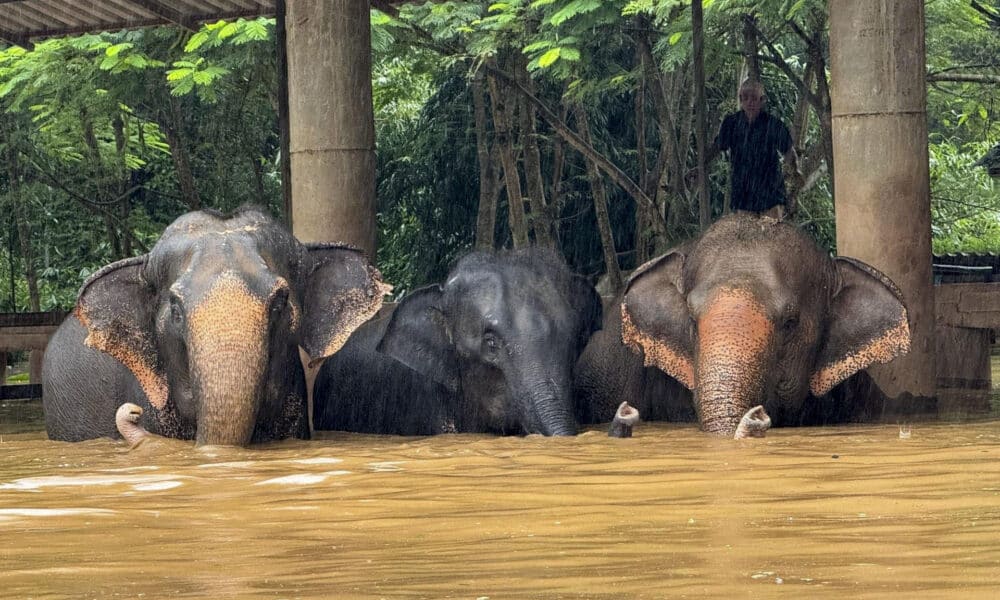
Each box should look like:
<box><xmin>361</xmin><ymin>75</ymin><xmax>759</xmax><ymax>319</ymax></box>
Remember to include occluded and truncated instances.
<box><xmin>285</xmin><ymin>0</ymin><xmax>377</xmax><ymax>255</ymax></box>
<box><xmin>829</xmin><ymin>0</ymin><xmax>935</xmax><ymax>400</ymax></box>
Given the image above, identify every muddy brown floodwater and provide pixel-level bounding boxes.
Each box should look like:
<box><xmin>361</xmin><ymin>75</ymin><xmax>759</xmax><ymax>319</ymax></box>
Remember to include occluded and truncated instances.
<box><xmin>1</xmin><ymin>418</ymin><xmax>998</xmax><ymax>599</ymax></box>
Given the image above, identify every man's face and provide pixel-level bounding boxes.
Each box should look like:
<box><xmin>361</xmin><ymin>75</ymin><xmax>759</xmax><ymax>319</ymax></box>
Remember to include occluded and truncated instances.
<box><xmin>739</xmin><ymin>87</ymin><xmax>764</xmax><ymax>121</ymax></box>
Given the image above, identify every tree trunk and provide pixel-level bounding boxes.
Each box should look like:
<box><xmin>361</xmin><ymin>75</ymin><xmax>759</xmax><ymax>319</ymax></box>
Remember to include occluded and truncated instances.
<box><xmin>486</xmin><ymin>65</ymin><xmax>666</xmax><ymax>240</ymax></box>
<box><xmin>487</xmin><ymin>64</ymin><xmax>529</xmax><ymax>249</ymax></box>
<box><xmin>742</xmin><ymin>15</ymin><xmax>761</xmax><ymax>82</ymax></box>
<box><xmin>549</xmin><ymin>104</ymin><xmax>568</xmax><ymax>216</ymax></box>
<box><xmin>576</xmin><ymin>106</ymin><xmax>623</xmax><ymax>294</ymax></box>
<box><xmin>692</xmin><ymin>0</ymin><xmax>712</xmax><ymax>229</ymax></box>
<box><xmin>472</xmin><ymin>72</ymin><xmax>497</xmax><ymax>249</ymax></box>
<box><xmin>276</xmin><ymin>0</ymin><xmax>292</xmax><ymax>224</ymax></box>
<box><xmin>516</xmin><ymin>57</ymin><xmax>555</xmax><ymax>248</ymax></box>
<box><xmin>811</xmin><ymin>38</ymin><xmax>835</xmax><ymax>200</ymax></box>
<box><xmin>635</xmin><ymin>75</ymin><xmax>652</xmax><ymax>264</ymax></box>
<box><xmin>112</xmin><ymin>114</ymin><xmax>133</xmax><ymax>258</ymax></box>
<box><xmin>164</xmin><ymin>96</ymin><xmax>201</xmax><ymax>211</ymax></box>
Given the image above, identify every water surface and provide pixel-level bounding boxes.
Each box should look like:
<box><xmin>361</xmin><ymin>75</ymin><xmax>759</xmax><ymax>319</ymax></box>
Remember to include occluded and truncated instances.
<box><xmin>1</xmin><ymin>418</ymin><xmax>998</xmax><ymax>599</ymax></box>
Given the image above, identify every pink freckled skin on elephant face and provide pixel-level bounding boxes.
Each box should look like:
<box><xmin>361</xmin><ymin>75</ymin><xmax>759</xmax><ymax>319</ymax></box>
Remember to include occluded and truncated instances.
<box><xmin>188</xmin><ymin>275</ymin><xmax>268</xmax><ymax>446</ymax></box>
<box><xmin>620</xmin><ymin>304</ymin><xmax>695</xmax><ymax>389</ymax></box>
<box><xmin>77</xmin><ymin>305</ymin><xmax>169</xmax><ymax>410</ymax></box>
<box><xmin>695</xmin><ymin>288</ymin><xmax>773</xmax><ymax>434</ymax></box>
<box><xmin>810</xmin><ymin>308</ymin><xmax>910</xmax><ymax>396</ymax></box>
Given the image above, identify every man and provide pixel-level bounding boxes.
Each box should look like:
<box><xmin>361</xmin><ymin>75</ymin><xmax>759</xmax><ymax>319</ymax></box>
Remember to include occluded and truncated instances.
<box><xmin>705</xmin><ymin>79</ymin><xmax>804</xmax><ymax>219</ymax></box>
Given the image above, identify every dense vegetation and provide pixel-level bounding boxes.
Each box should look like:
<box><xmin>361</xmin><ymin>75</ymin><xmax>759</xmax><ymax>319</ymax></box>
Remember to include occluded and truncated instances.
<box><xmin>0</xmin><ymin>0</ymin><xmax>997</xmax><ymax>312</ymax></box>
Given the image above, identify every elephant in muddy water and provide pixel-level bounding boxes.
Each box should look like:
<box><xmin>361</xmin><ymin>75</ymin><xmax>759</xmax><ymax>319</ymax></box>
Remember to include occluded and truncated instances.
<box><xmin>574</xmin><ymin>213</ymin><xmax>912</xmax><ymax>437</ymax></box>
<box><xmin>43</xmin><ymin>206</ymin><xmax>390</xmax><ymax>446</ymax></box>
<box><xmin>313</xmin><ymin>249</ymin><xmax>602</xmax><ymax>436</ymax></box>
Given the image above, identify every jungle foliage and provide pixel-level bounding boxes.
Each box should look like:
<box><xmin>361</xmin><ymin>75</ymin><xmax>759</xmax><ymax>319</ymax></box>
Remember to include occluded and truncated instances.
<box><xmin>0</xmin><ymin>1</ymin><xmax>998</xmax><ymax>312</ymax></box>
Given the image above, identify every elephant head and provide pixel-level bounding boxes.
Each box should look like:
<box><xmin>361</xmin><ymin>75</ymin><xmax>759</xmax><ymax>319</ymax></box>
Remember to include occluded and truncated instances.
<box><xmin>73</xmin><ymin>207</ymin><xmax>389</xmax><ymax>446</ymax></box>
<box><xmin>621</xmin><ymin>213</ymin><xmax>910</xmax><ymax>436</ymax></box>
<box><xmin>377</xmin><ymin>250</ymin><xmax>602</xmax><ymax>436</ymax></box>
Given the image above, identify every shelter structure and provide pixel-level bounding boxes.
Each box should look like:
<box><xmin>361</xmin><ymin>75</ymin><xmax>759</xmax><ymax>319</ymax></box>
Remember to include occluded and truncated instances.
<box><xmin>2</xmin><ymin>0</ymin><xmax>992</xmax><ymax>413</ymax></box>
<box><xmin>0</xmin><ymin>0</ymin><xmax>401</xmax><ymax>256</ymax></box>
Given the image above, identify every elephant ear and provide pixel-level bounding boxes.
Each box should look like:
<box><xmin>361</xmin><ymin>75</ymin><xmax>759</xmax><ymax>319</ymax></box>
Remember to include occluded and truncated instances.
<box><xmin>810</xmin><ymin>257</ymin><xmax>911</xmax><ymax>396</ymax></box>
<box><xmin>299</xmin><ymin>244</ymin><xmax>392</xmax><ymax>367</ymax></box>
<box><xmin>376</xmin><ymin>285</ymin><xmax>461</xmax><ymax>393</ymax></box>
<box><xmin>620</xmin><ymin>250</ymin><xmax>696</xmax><ymax>389</ymax></box>
<box><xmin>74</xmin><ymin>255</ymin><xmax>169</xmax><ymax>410</ymax></box>
<box><xmin>570</xmin><ymin>275</ymin><xmax>603</xmax><ymax>352</ymax></box>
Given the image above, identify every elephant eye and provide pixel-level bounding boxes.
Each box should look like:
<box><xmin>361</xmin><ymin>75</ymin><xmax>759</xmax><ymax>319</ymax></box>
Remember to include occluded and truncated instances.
<box><xmin>782</xmin><ymin>315</ymin><xmax>799</xmax><ymax>332</ymax></box>
<box><xmin>483</xmin><ymin>331</ymin><xmax>501</xmax><ymax>355</ymax></box>
<box><xmin>271</xmin><ymin>289</ymin><xmax>288</xmax><ymax>315</ymax></box>
<box><xmin>169</xmin><ymin>296</ymin><xmax>183</xmax><ymax>325</ymax></box>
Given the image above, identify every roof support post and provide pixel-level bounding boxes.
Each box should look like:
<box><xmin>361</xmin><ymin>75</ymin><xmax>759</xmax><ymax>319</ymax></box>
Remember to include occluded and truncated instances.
<box><xmin>284</xmin><ymin>0</ymin><xmax>377</xmax><ymax>257</ymax></box>
<box><xmin>829</xmin><ymin>0</ymin><xmax>936</xmax><ymax>403</ymax></box>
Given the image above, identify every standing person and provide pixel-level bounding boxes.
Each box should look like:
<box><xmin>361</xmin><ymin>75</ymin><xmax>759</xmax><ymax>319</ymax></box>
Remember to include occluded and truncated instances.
<box><xmin>704</xmin><ymin>78</ymin><xmax>804</xmax><ymax>219</ymax></box>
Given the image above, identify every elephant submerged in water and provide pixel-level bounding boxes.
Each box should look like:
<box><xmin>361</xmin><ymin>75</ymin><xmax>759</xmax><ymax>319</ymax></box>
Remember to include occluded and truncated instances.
<box><xmin>43</xmin><ymin>206</ymin><xmax>389</xmax><ymax>446</ymax></box>
<box><xmin>313</xmin><ymin>249</ymin><xmax>602</xmax><ymax>436</ymax></box>
<box><xmin>575</xmin><ymin>213</ymin><xmax>911</xmax><ymax>437</ymax></box>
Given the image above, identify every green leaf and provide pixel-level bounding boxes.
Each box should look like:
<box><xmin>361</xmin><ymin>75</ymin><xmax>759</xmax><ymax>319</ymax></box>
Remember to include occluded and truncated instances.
<box><xmin>166</xmin><ymin>68</ymin><xmax>192</xmax><ymax>81</ymax></box>
<box><xmin>192</xmin><ymin>71</ymin><xmax>214</xmax><ymax>85</ymax></box>
<box><xmin>522</xmin><ymin>40</ymin><xmax>554</xmax><ymax>53</ymax></box>
<box><xmin>218</xmin><ymin>22</ymin><xmax>240</xmax><ymax>40</ymax></box>
<box><xmin>99</xmin><ymin>55</ymin><xmax>121</xmax><ymax>71</ymax></box>
<box><xmin>785</xmin><ymin>0</ymin><xmax>808</xmax><ymax>19</ymax></box>
<box><xmin>560</xmin><ymin>47</ymin><xmax>580</xmax><ymax>61</ymax></box>
<box><xmin>105</xmin><ymin>43</ymin><xmax>133</xmax><ymax>57</ymax></box>
<box><xmin>185</xmin><ymin>31</ymin><xmax>210</xmax><ymax>52</ymax></box>
<box><xmin>549</xmin><ymin>0</ymin><xmax>602</xmax><ymax>26</ymax></box>
<box><xmin>202</xmin><ymin>66</ymin><xmax>230</xmax><ymax>78</ymax></box>
<box><xmin>170</xmin><ymin>78</ymin><xmax>195</xmax><ymax>96</ymax></box>
<box><xmin>669</xmin><ymin>31</ymin><xmax>683</xmax><ymax>45</ymax></box>
<box><xmin>538</xmin><ymin>47</ymin><xmax>561</xmax><ymax>68</ymax></box>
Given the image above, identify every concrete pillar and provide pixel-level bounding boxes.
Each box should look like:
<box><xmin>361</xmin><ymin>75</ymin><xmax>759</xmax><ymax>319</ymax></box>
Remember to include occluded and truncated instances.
<box><xmin>829</xmin><ymin>0</ymin><xmax>935</xmax><ymax>400</ymax></box>
<box><xmin>284</xmin><ymin>0</ymin><xmax>377</xmax><ymax>255</ymax></box>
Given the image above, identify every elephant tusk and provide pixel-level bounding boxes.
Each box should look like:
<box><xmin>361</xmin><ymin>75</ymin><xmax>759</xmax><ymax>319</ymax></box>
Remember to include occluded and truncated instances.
<box><xmin>734</xmin><ymin>405</ymin><xmax>771</xmax><ymax>439</ymax></box>
<box><xmin>608</xmin><ymin>401</ymin><xmax>641</xmax><ymax>438</ymax></box>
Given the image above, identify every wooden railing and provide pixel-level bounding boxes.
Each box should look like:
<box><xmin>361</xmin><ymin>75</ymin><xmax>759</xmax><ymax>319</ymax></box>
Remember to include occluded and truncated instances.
<box><xmin>0</xmin><ymin>311</ymin><xmax>68</xmax><ymax>401</ymax></box>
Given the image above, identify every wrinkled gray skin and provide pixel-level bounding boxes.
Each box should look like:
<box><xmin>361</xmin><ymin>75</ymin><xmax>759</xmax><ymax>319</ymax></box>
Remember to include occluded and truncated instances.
<box><xmin>43</xmin><ymin>207</ymin><xmax>387</xmax><ymax>446</ymax></box>
<box><xmin>575</xmin><ymin>213</ymin><xmax>911</xmax><ymax>437</ymax></box>
<box><xmin>314</xmin><ymin>249</ymin><xmax>602</xmax><ymax>436</ymax></box>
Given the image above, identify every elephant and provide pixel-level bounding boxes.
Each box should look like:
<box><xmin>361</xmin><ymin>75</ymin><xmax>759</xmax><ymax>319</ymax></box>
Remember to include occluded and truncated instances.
<box><xmin>43</xmin><ymin>206</ymin><xmax>390</xmax><ymax>446</ymax></box>
<box><xmin>312</xmin><ymin>249</ymin><xmax>603</xmax><ymax>436</ymax></box>
<box><xmin>574</xmin><ymin>212</ymin><xmax>911</xmax><ymax>437</ymax></box>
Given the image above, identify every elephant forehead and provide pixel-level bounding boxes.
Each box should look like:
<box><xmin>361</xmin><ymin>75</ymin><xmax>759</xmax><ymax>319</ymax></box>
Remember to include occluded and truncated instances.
<box><xmin>152</xmin><ymin>226</ymin><xmax>295</xmax><ymax>287</ymax></box>
<box><xmin>188</xmin><ymin>273</ymin><xmax>268</xmax><ymax>336</ymax></box>
<box><xmin>698</xmin><ymin>288</ymin><xmax>774</xmax><ymax>345</ymax></box>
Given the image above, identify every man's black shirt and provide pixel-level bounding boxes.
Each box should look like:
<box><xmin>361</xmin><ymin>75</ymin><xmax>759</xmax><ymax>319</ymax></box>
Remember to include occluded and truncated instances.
<box><xmin>715</xmin><ymin>110</ymin><xmax>793</xmax><ymax>212</ymax></box>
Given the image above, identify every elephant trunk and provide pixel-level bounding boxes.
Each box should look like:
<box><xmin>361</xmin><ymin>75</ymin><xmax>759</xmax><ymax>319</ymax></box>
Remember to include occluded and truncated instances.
<box><xmin>515</xmin><ymin>362</ymin><xmax>578</xmax><ymax>436</ymax></box>
<box><xmin>694</xmin><ymin>288</ymin><xmax>774</xmax><ymax>436</ymax></box>
<box><xmin>188</xmin><ymin>275</ymin><xmax>270</xmax><ymax>446</ymax></box>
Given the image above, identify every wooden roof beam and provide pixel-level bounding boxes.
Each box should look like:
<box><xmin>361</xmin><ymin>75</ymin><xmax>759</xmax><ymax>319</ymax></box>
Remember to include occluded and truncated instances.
<box><xmin>0</xmin><ymin>26</ymin><xmax>33</xmax><ymax>50</ymax></box>
<box><xmin>119</xmin><ymin>0</ymin><xmax>197</xmax><ymax>31</ymax></box>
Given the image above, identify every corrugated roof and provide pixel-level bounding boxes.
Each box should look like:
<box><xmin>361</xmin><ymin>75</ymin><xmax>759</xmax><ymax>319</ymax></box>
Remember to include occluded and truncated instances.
<box><xmin>0</xmin><ymin>0</ymin><xmax>276</xmax><ymax>48</ymax></box>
